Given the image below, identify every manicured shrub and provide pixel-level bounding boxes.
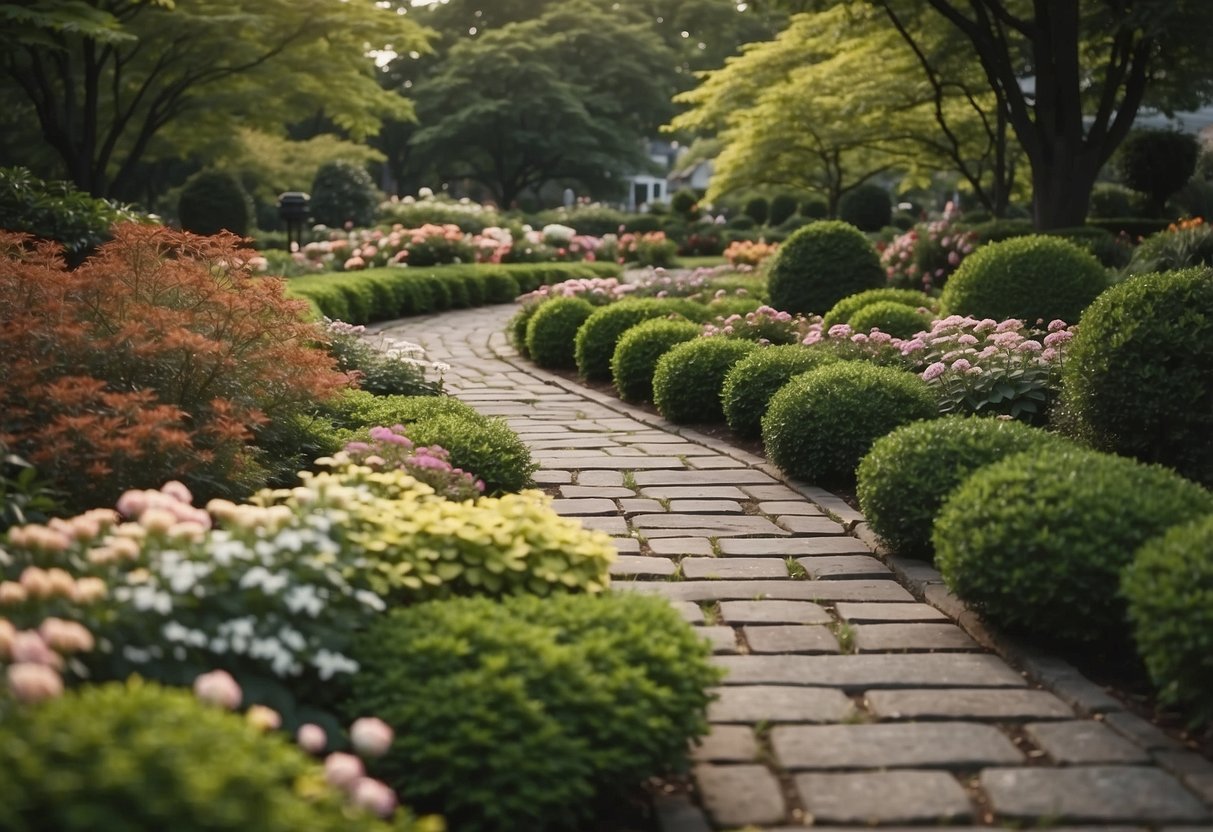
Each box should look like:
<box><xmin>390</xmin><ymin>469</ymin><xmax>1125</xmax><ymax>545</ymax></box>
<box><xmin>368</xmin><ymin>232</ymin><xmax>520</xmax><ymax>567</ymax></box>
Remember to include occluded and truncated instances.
<box><xmin>821</xmin><ymin>288</ymin><xmax>938</xmax><ymax>330</ymax></box>
<box><xmin>721</xmin><ymin>346</ymin><xmax>842</xmax><ymax>438</ymax></box>
<box><xmin>610</xmin><ymin>318</ymin><xmax>703</xmax><ymax>402</ymax></box>
<box><xmin>856</xmin><ymin>416</ymin><xmax>1069</xmax><ymax>560</ymax></box>
<box><xmin>767</xmin><ymin>220</ymin><xmax>884</xmax><ymax>315</ymax></box>
<box><xmin>481</xmin><ymin>270</ymin><xmax>522</xmax><ymax>303</ymax></box>
<box><xmin>573</xmin><ymin>299</ymin><xmax>706</xmax><ymax>381</ymax></box>
<box><xmin>347</xmin><ymin>593</ymin><xmax>719</xmax><ymax>832</ymax></box>
<box><xmin>652</xmin><ymin>338</ymin><xmax>758</xmax><ymax>424</ymax></box>
<box><xmin>838</xmin><ymin>183</ymin><xmax>892</xmax><ymax>232</ymax></box>
<box><xmin>762</xmin><ymin>362</ymin><xmax>937</xmax><ymax>486</ymax></box>
<box><xmin>934</xmin><ymin>448</ymin><xmax>1213</xmax><ymax>642</ymax></box>
<box><xmin>1088</xmin><ymin>182</ymin><xmax>1148</xmax><ymax>219</ymax></box>
<box><xmin>769</xmin><ymin>194</ymin><xmax>800</xmax><ymax>227</ymax></box>
<box><xmin>1114</xmin><ymin>129</ymin><xmax>1200</xmax><ymax>215</ymax></box>
<box><xmin>0</xmin><ymin>681</ymin><xmax>427</xmax><ymax>832</ymax></box>
<box><xmin>743</xmin><ymin>197</ymin><xmax>769</xmax><ymax>225</ymax></box>
<box><xmin>848</xmin><ymin>300</ymin><xmax>934</xmax><ymax>338</ymax></box>
<box><xmin>940</xmin><ymin>235</ymin><xmax>1107</xmax><ymax>325</ymax></box>
<box><xmin>1125</xmin><ymin>218</ymin><xmax>1213</xmax><ymax>275</ymax></box>
<box><xmin>0</xmin><ymin>225</ymin><xmax>349</xmax><ymax>511</ymax></box>
<box><xmin>177</xmin><ymin>169</ymin><xmax>252</xmax><ymax>237</ymax></box>
<box><xmin>310</xmin><ymin>160</ymin><xmax>380</xmax><ymax>229</ymax></box>
<box><xmin>323</xmin><ymin>321</ymin><xmax>443</xmax><ymax>397</ymax></box>
<box><xmin>726</xmin><ymin>215</ymin><xmax>757</xmax><ymax>231</ymax></box>
<box><xmin>509</xmin><ymin>303</ymin><xmax>540</xmax><ymax>356</ymax></box>
<box><xmin>525</xmin><ymin>297</ymin><xmax>595</xmax><ymax>369</ymax></box>
<box><xmin>1060</xmin><ymin>266</ymin><xmax>1213</xmax><ymax>485</ymax></box>
<box><xmin>1123</xmin><ymin>514</ymin><xmax>1213</xmax><ymax>723</ymax></box>
<box><xmin>670</xmin><ymin>188</ymin><xmax>700</xmax><ymax>219</ymax></box>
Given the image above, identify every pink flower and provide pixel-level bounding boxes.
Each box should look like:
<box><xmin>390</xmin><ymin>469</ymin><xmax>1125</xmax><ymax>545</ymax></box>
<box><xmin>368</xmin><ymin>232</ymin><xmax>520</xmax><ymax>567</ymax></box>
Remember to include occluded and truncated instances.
<box><xmin>350</xmin><ymin>717</ymin><xmax>395</xmax><ymax>758</ymax></box>
<box><xmin>922</xmin><ymin>362</ymin><xmax>947</xmax><ymax>381</ymax></box>
<box><xmin>116</xmin><ymin>489</ymin><xmax>149</xmax><ymax>518</ymax></box>
<box><xmin>324</xmin><ymin>752</ymin><xmax>365</xmax><ymax>790</ymax></box>
<box><xmin>194</xmin><ymin>669</ymin><xmax>242</xmax><ymax>710</ymax></box>
<box><xmin>1016</xmin><ymin>340</ymin><xmax>1043</xmax><ymax>353</ymax></box>
<box><xmin>1048</xmin><ymin>319</ymin><xmax>1068</xmax><ymax>332</ymax></box>
<box><xmin>246</xmin><ymin>704</ymin><xmax>282</xmax><ymax>732</ymax></box>
<box><xmin>38</xmin><ymin>618</ymin><xmax>94</xmax><ymax>653</ymax></box>
<box><xmin>951</xmin><ymin>358</ymin><xmax>972</xmax><ymax>372</ymax></box>
<box><xmin>10</xmin><ymin>631</ymin><xmax>61</xmax><ymax>668</ymax></box>
<box><xmin>297</xmin><ymin>723</ymin><xmax>328</xmax><ymax>754</ymax></box>
<box><xmin>160</xmin><ymin>481</ymin><xmax>193</xmax><ymax>504</ymax></box>
<box><xmin>1043</xmin><ymin>330</ymin><xmax>1073</xmax><ymax>347</ymax></box>
<box><xmin>0</xmin><ymin>581</ymin><xmax>27</xmax><ymax>605</ymax></box>
<box><xmin>6</xmin><ymin>663</ymin><xmax>63</xmax><ymax>703</ymax></box>
<box><xmin>352</xmin><ymin>778</ymin><xmax>398</xmax><ymax>818</ymax></box>
<box><xmin>18</xmin><ymin>567</ymin><xmax>52</xmax><ymax>599</ymax></box>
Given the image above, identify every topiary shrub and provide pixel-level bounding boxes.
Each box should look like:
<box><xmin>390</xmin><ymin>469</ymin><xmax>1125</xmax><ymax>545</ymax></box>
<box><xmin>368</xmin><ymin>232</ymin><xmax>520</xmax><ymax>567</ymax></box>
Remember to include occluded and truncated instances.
<box><xmin>525</xmin><ymin>297</ymin><xmax>595</xmax><ymax>370</ymax></box>
<box><xmin>769</xmin><ymin>194</ymin><xmax>800</xmax><ymax>227</ymax></box>
<box><xmin>1122</xmin><ymin>514</ymin><xmax>1213</xmax><ymax>723</ymax></box>
<box><xmin>721</xmin><ymin>346</ymin><xmax>842</xmax><ymax>439</ymax></box>
<box><xmin>310</xmin><ymin>161</ymin><xmax>380</xmax><ymax>229</ymax></box>
<box><xmin>848</xmin><ymin>300</ymin><xmax>934</xmax><ymax>339</ymax></box>
<box><xmin>670</xmin><ymin>188</ymin><xmax>700</xmax><ymax>219</ymax></box>
<box><xmin>725</xmin><ymin>215</ymin><xmax>757</xmax><ymax>231</ymax></box>
<box><xmin>821</xmin><ymin>288</ymin><xmax>938</xmax><ymax>330</ymax></box>
<box><xmin>178</xmin><ymin>169</ymin><xmax>252</xmax><ymax>237</ymax></box>
<box><xmin>508</xmin><ymin>302</ymin><xmax>542</xmax><ymax>356</ymax></box>
<box><xmin>347</xmin><ymin>593</ymin><xmax>719</xmax><ymax>832</ymax></box>
<box><xmin>1088</xmin><ymin>182</ymin><xmax>1149</xmax><ymax>219</ymax></box>
<box><xmin>610</xmin><ymin>318</ymin><xmax>703</xmax><ymax>402</ymax></box>
<box><xmin>762</xmin><ymin>362</ymin><xmax>937</xmax><ymax>486</ymax></box>
<box><xmin>856</xmin><ymin>416</ymin><xmax>1070</xmax><ymax>560</ymax></box>
<box><xmin>934</xmin><ymin>448</ymin><xmax>1213</xmax><ymax>643</ymax></box>
<box><xmin>0</xmin><ymin>680</ymin><xmax>429</xmax><ymax>832</ymax></box>
<box><xmin>573</xmin><ymin>298</ymin><xmax>706</xmax><ymax>381</ymax></box>
<box><xmin>743</xmin><ymin>197</ymin><xmax>769</xmax><ymax>225</ymax></box>
<box><xmin>652</xmin><ymin>338</ymin><xmax>758</xmax><ymax>424</ymax></box>
<box><xmin>939</xmin><ymin>235</ymin><xmax>1107</xmax><ymax>325</ymax></box>
<box><xmin>1114</xmin><ymin>129</ymin><xmax>1201</xmax><ymax>216</ymax></box>
<box><xmin>1060</xmin><ymin>266</ymin><xmax>1213</xmax><ymax>486</ymax></box>
<box><xmin>766</xmin><ymin>220</ymin><xmax>885</xmax><ymax>315</ymax></box>
<box><xmin>482</xmin><ymin>271</ymin><xmax>522</xmax><ymax>304</ymax></box>
<box><xmin>838</xmin><ymin>184</ymin><xmax>892</xmax><ymax>232</ymax></box>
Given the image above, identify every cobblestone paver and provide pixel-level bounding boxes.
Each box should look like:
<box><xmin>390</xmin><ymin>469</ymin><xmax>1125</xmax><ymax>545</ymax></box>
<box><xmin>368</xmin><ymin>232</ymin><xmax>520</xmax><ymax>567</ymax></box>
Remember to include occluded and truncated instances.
<box><xmin>378</xmin><ymin>305</ymin><xmax>1213</xmax><ymax>830</ymax></box>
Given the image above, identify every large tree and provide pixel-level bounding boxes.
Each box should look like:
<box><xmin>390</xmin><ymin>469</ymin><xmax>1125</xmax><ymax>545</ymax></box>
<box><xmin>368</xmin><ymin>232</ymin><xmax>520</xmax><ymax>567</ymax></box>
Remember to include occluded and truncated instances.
<box><xmin>0</xmin><ymin>0</ymin><xmax>430</xmax><ymax>199</ymax></box>
<box><xmin>771</xmin><ymin>0</ymin><xmax>1213</xmax><ymax>229</ymax></box>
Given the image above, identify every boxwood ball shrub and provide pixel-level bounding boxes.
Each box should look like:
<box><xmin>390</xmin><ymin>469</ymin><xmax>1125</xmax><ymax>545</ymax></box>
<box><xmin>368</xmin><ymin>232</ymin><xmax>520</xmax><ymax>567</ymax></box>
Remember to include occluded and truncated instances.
<box><xmin>1060</xmin><ymin>267</ymin><xmax>1213</xmax><ymax>486</ymax></box>
<box><xmin>525</xmin><ymin>297</ymin><xmax>595</xmax><ymax>369</ymax></box>
<box><xmin>838</xmin><ymin>183</ymin><xmax>892</xmax><ymax>232</ymax></box>
<box><xmin>0</xmin><ymin>680</ymin><xmax>430</xmax><ymax>832</ymax></box>
<box><xmin>177</xmin><ymin>169</ymin><xmax>251</xmax><ymax>237</ymax></box>
<box><xmin>310</xmin><ymin>160</ymin><xmax>380</xmax><ymax>229</ymax></box>
<box><xmin>574</xmin><ymin>298</ymin><xmax>707</xmax><ymax>381</ymax></box>
<box><xmin>767</xmin><ymin>220</ymin><xmax>885</xmax><ymax>315</ymax></box>
<box><xmin>721</xmin><ymin>346</ymin><xmax>841</xmax><ymax>438</ymax></box>
<box><xmin>347</xmin><ymin>592</ymin><xmax>720</xmax><ymax>832</ymax></box>
<box><xmin>1122</xmin><ymin>514</ymin><xmax>1213</xmax><ymax>722</ymax></box>
<box><xmin>652</xmin><ymin>338</ymin><xmax>758</xmax><ymax>424</ymax></box>
<box><xmin>940</xmin><ymin>235</ymin><xmax>1107</xmax><ymax>324</ymax></box>
<box><xmin>821</xmin><ymin>288</ymin><xmax>939</xmax><ymax>330</ymax></box>
<box><xmin>848</xmin><ymin>300</ymin><xmax>934</xmax><ymax>339</ymax></box>
<box><xmin>508</xmin><ymin>302</ymin><xmax>542</xmax><ymax>356</ymax></box>
<box><xmin>934</xmin><ymin>448</ymin><xmax>1213</xmax><ymax>643</ymax></box>
<box><xmin>762</xmin><ymin>362</ymin><xmax>937</xmax><ymax>486</ymax></box>
<box><xmin>610</xmin><ymin>318</ymin><xmax>703</xmax><ymax>402</ymax></box>
<box><xmin>856</xmin><ymin>416</ymin><xmax>1069</xmax><ymax>560</ymax></box>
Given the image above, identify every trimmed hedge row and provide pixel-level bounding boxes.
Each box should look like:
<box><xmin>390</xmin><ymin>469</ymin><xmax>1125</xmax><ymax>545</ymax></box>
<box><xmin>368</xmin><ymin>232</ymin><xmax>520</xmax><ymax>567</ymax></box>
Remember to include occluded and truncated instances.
<box><xmin>286</xmin><ymin>262</ymin><xmax>621</xmax><ymax>324</ymax></box>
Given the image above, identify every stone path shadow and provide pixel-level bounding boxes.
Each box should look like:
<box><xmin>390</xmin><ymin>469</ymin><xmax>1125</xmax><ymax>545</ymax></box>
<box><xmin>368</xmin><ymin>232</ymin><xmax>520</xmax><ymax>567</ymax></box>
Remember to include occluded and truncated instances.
<box><xmin>378</xmin><ymin>305</ymin><xmax>1213</xmax><ymax>831</ymax></box>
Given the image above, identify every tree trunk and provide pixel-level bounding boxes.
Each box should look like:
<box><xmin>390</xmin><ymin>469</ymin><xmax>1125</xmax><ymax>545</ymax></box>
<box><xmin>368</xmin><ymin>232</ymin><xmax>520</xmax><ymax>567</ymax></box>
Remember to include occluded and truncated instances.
<box><xmin>1030</xmin><ymin>145</ymin><xmax>1100</xmax><ymax>230</ymax></box>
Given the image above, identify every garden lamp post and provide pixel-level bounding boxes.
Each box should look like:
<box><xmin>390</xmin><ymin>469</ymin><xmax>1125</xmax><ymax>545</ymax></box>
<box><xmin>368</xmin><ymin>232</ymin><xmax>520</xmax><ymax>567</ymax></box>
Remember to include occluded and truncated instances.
<box><xmin>277</xmin><ymin>191</ymin><xmax>311</xmax><ymax>253</ymax></box>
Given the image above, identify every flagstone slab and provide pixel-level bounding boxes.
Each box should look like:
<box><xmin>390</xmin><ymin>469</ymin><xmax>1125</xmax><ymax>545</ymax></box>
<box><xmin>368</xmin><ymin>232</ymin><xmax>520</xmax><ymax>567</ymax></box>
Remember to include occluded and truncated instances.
<box><xmin>772</xmin><ymin>722</ymin><xmax>1023</xmax><ymax>769</ymax></box>
<box><xmin>714</xmin><ymin>654</ymin><xmax>1027</xmax><ymax>689</ymax></box>
<box><xmin>981</xmin><ymin>767</ymin><xmax>1210</xmax><ymax>824</ymax></box>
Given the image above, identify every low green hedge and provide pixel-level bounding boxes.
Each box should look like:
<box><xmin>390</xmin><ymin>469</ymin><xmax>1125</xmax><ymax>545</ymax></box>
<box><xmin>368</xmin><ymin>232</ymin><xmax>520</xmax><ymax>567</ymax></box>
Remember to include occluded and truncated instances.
<box><xmin>721</xmin><ymin>346</ymin><xmax>842</xmax><ymax>439</ymax></box>
<box><xmin>821</xmin><ymin>288</ymin><xmax>939</xmax><ymax>331</ymax></box>
<box><xmin>848</xmin><ymin>301</ymin><xmax>934</xmax><ymax>339</ymax></box>
<box><xmin>610</xmin><ymin>318</ymin><xmax>704</xmax><ymax>402</ymax></box>
<box><xmin>574</xmin><ymin>299</ymin><xmax>709</xmax><ymax>381</ymax></box>
<box><xmin>652</xmin><ymin>338</ymin><xmax>759</xmax><ymax>424</ymax></box>
<box><xmin>526</xmin><ymin>297</ymin><xmax>596</xmax><ymax>370</ymax></box>
<box><xmin>347</xmin><ymin>593</ymin><xmax>719</xmax><ymax>832</ymax></box>
<box><xmin>286</xmin><ymin>262</ymin><xmax>620</xmax><ymax>324</ymax></box>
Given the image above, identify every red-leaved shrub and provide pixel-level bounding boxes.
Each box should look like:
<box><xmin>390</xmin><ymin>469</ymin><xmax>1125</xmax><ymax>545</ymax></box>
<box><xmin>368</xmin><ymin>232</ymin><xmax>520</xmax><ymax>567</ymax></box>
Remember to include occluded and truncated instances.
<box><xmin>0</xmin><ymin>224</ymin><xmax>350</xmax><ymax>509</ymax></box>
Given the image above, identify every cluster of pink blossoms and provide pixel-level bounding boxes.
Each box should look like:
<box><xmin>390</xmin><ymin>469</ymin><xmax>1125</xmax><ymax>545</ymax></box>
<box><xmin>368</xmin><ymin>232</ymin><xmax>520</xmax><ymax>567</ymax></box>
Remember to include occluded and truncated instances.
<box><xmin>516</xmin><ymin>277</ymin><xmax>636</xmax><ymax>306</ymax></box>
<box><xmin>340</xmin><ymin>425</ymin><xmax>484</xmax><ymax>501</ymax></box>
<box><xmin>703</xmin><ymin>305</ymin><xmax>810</xmax><ymax>345</ymax></box>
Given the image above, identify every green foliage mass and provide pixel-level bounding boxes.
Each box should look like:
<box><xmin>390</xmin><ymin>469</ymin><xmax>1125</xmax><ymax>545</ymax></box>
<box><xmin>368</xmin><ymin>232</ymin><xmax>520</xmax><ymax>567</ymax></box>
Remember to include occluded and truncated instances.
<box><xmin>526</xmin><ymin>297</ymin><xmax>596</xmax><ymax>369</ymax></box>
<box><xmin>821</xmin><ymin>288</ymin><xmax>939</xmax><ymax>330</ymax></box>
<box><xmin>856</xmin><ymin>416</ymin><xmax>1070</xmax><ymax>560</ymax></box>
<box><xmin>610</xmin><ymin>318</ymin><xmax>703</xmax><ymax>402</ymax></box>
<box><xmin>1061</xmin><ymin>267</ymin><xmax>1213</xmax><ymax>486</ymax></box>
<box><xmin>721</xmin><ymin>346</ymin><xmax>841</xmax><ymax>439</ymax></box>
<box><xmin>573</xmin><ymin>299</ymin><xmax>708</xmax><ymax>381</ymax></box>
<box><xmin>848</xmin><ymin>301</ymin><xmax>934</xmax><ymax>339</ymax></box>
<box><xmin>177</xmin><ymin>169</ymin><xmax>251</xmax><ymax>237</ymax></box>
<box><xmin>767</xmin><ymin>221</ymin><xmax>885</xmax><ymax>315</ymax></box>
<box><xmin>652</xmin><ymin>337</ymin><xmax>758</xmax><ymax>423</ymax></box>
<box><xmin>1114</xmin><ymin>129</ymin><xmax>1201</xmax><ymax>214</ymax></box>
<box><xmin>309</xmin><ymin>160</ymin><xmax>381</xmax><ymax>229</ymax></box>
<box><xmin>762</xmin><ymin>362</ymin><xmax>937</xmax><ymax>486</ymax></box>
<box><xmin>838</xmin><ymin>183</ymin><xmax>892</xmax><ymax>232</ymax></box>
<box><xmin>0</xmin><ymin>680</ymin><xmax>434</xmax><ymax>832</ymax></box>
<box><xmin>1123</xmin><ymin>513</ymin><xmax>1213</xmax><ymax>724</ymax></box>
<box><xmin>934</xmin><ymin>448</ymin><xmax>1213</xmax><ymax>643</ymax></box>
<box><xmin>940</xmin><ymin>235</ymin><xmax>1107</xmax><ymax>325</ymax></box>
<box><xmin>347</xmin><ymin>592</ymin><xmax>720</xmax><ymax>832</ymax></box>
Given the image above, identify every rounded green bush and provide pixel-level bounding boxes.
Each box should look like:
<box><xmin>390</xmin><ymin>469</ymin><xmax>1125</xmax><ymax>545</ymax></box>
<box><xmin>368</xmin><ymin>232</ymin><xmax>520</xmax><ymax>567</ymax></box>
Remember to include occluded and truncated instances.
<box><xmin>610</xmin><ymin>318</ymin><xmax>703</xmax><ymax>402</ymax></box>
<box><xmin>856</xmin><ymin>416</ymin><xmax>1070</xmax><ymax>560</ymax></box>
<box><xmin>821</xmin><ymin>288</ymin><xmax>938</xmax><ymax>330</ymax></box>
<box><xmin>769</xmin><ymin>194</ymin><xmax>799</xmax><ymax>227</ymax></box>
<box><xmin>347</xmin><ymin>592</ymin><xmax>720</xmax><ymax>832</ymax></box>
<box><xmin>508</xmin><ymin>302</ymin><xmax>541</xmax><ymax>356</ymax></box>
<box><xmin>767</xmin><ymin>220</ymin><xmax>885</xmax><ymax>315</ymax></box>
<box><xmin>574</xmin><ymin>298</ymin><xmax>706</xmax><ymax>381</ymax></box>
<box><xmin>1061</xmin><ymin>267</ymin><xmax>1213</xmax><ymax>486</ymax></box>
<box><xmin>525</xmin><ymin>297</ymin><xmax>595</xmax><ymax>369</ymax></box>
<box><xmin>838</xmin><ymin>183</ymin><xmax>892</xmax><ymax>232</ymax></box>
<box><xmin>1123</xmin><ymin>513</ymin><xmax>1213</xmax><ymax>722</ymax></box>
<box><xmin>310</xmin><ymin>160</ymin><xmax>380</xmax><ymax>229</ymax></box>
<box><xmin>721</xmin><ymin>346</ymin><xmax>841</xmax><ymax>439</ymax></box>
<box><xmin>848</xmin><ymin>301</ymin><xmax>934</xmax><ymax>338</ymax></box>
<box><xmin>482</xmin><ymin>271</ymin><xmax>522</xmax><ymax>304</ymax></box>
<box><xmin>178</xmin><ymin>169</ymin><xmax>251</xmax><ymax>237</ymax></box>
<box><xmin>934</xmin><ymin>448</ymin><xmax>1213</xmax><ymax>642</ymax></box>
<box><xmin>0</xmin><ymin>680</ymin><xmax>423</xmax><ymax>832</ymax></box>
<box><xmin>762</xmin><ymin>362</ymin><xmax>937</xmax><ymax>486</ymax></box>
<box><xmin>652</xmin><ymin>338</ymin><xmax>758</xmax><ymax>424</ymax></box>
<box><xmin>940</xmin><ymin>235</ymin><xmax>1107</xmax><ymax>325</ymax></box>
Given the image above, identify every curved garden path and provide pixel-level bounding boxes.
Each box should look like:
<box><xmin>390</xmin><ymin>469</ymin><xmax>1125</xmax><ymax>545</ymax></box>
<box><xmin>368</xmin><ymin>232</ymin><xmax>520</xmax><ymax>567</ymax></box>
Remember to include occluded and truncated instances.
<box><xmin>377</xmin><ymin>304</ymin><xmax>1213</xmax><ymax>831</ymax></box>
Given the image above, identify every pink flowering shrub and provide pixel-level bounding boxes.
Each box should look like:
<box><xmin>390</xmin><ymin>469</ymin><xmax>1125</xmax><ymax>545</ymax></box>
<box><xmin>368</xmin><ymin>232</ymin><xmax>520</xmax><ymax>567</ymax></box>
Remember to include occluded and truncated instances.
<box><xmin>702</xmin><ymin>305</ymin><xmax>813</xmax><ymax>345</ymax></box>
<box><xmin>618</xmin><ymin>231</ymin><xmax>678</xmax><ymax>268</ymax></box>
<box><xmin>340</xmin><ymin>425</ymin><xmax>484</xmax><ymax>501</ymax></box>
<box><xmin>880</xmin><ymin>204</ymin><xmax>978</xmax><ymax>291</ymax></box>
<box><xmin>516</xmin><ymin>276</ymin><xmax>636</xmax><ymax>308</ymax></box>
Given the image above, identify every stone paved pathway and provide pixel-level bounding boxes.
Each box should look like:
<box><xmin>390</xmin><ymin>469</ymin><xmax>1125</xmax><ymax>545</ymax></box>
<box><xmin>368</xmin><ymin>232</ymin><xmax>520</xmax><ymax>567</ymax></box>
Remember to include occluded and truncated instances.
<box><xmin>378</xmin><ymin>304</ymin><xmax>1213</xmax><ymax>831</ymax></box>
